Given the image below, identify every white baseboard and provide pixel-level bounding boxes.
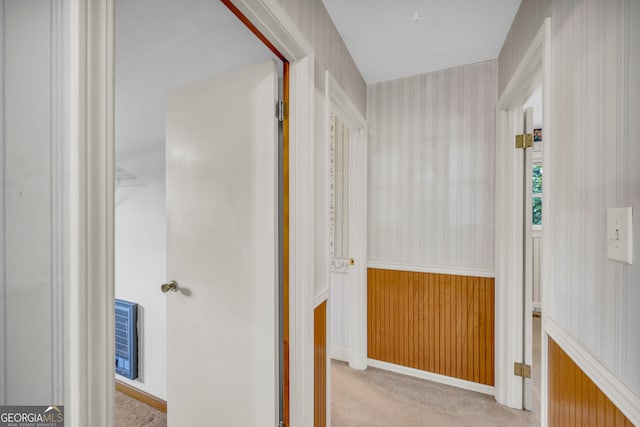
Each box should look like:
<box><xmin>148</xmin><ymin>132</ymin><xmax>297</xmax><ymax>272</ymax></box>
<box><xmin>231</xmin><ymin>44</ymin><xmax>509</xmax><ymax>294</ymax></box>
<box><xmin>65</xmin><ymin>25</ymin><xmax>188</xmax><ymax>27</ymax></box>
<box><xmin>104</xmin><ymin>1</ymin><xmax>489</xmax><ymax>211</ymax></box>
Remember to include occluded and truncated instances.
<box><xmin>331</xmin><ymin>346</ymin><xmax>349</xmax><ymax>363</ymax></box>
<box><xmin>367</xmin><ymin>359</ymin><xmax>495</xmax><ymax>396</ymax></box>
<box><xmin>544</xmin><ymin>317</ymin><xmax>640</xmax><ymax>425</ymax></box>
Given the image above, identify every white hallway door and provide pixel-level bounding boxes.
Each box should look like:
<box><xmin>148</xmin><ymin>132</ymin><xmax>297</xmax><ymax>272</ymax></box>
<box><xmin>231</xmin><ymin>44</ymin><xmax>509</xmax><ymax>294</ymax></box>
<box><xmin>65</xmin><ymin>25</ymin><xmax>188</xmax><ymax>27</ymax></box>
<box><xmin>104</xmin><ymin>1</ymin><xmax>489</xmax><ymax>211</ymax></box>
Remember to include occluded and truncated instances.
<box><xmin>165</xmin><ymin>60</ymin><xmax>279</xmax><ymax>426</ymax></box>
<box><xmin>329</xmin><ymin>105</ymin><xmax>367</xmax><ymax>370</ymax></box>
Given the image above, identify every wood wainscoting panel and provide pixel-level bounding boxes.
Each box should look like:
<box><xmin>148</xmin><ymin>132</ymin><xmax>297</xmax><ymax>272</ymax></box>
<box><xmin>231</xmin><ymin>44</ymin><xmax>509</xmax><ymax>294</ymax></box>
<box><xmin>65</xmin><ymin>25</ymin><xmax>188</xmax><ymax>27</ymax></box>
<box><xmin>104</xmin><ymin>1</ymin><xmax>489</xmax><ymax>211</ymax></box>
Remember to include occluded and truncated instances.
<box><xmin>548</xmin><ymin>338</ymin><xmax>633</xmax><ymax>426</ymax></box>
<box><xmin>367</xmin><ymin>268</ymin><xmax>495</xmax><ymax>386</ymax></box>
<box><xmin>314</xmin><ymin>301</ymin><xmax>327</xmax><ymax>427</ymax></box>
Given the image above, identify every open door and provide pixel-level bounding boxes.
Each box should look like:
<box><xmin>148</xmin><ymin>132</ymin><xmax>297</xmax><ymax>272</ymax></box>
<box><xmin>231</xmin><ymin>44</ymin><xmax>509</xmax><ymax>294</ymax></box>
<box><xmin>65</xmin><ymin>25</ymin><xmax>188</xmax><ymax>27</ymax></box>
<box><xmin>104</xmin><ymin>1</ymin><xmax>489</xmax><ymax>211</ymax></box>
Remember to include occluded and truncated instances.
<box><xmin>164</xmin><ymin>60</ymin><xmax>279</xmax><ymax>426</ymax></box>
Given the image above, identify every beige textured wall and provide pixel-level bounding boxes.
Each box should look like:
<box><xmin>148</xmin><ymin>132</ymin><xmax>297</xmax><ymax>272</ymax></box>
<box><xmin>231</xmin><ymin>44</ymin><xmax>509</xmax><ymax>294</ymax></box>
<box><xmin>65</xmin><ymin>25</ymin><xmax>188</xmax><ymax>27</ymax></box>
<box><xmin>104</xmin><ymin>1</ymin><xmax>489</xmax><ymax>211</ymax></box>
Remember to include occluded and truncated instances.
<box><xmin>497</xmin><ymin>0</ymin><xmax>551</xmax><ymax>96</ymax></box>
<box><xmin>275</xmin><ymin>0</ymin><xmax>366</xmax><ymax>115</ymax></box>
<box><xmin>367</xmin><ymin>60</ymin><xmax>497</xmax><ymax>274</ymax></box>
<box><xmin>499</xmin><ymin>0</ymin><xmax>640</xmax><ymax>398</ymax></box>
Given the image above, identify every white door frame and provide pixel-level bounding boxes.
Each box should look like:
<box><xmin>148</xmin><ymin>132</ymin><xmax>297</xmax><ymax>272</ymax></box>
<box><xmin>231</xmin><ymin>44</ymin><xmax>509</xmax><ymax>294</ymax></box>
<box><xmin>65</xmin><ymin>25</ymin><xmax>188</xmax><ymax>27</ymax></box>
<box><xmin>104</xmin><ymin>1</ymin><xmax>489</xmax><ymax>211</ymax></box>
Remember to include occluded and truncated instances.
<box><xmin>325</xmin><ymin>70</ymin><xmax>368</xmax><ymax>369</ymax></box>
<box><xmin>66</xmin><ymin>0</ymin><xmax>316</xmax><ymax>426</ymax></box>
<box><xmin>494</xmin><ymin>17</ymin><xmax>550</xmax><ymax>421</ymax></box>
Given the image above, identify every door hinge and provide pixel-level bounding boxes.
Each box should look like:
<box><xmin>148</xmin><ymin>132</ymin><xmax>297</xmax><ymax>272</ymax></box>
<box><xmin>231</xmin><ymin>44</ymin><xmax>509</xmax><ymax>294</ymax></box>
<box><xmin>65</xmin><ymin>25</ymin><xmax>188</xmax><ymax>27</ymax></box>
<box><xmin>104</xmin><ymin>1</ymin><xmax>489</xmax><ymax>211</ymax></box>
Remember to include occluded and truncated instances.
<box><xmin>515</xmin><ymin>133</ymin><xmax>533</xmax><ymax>149</ymax></box>
<box><xmin>278</xmin><ymin>421</ymin><xmax>288</xmax><ymax>427</ymax></box>
<box><xmin>276</xmin><ymin>100</ymin><xmax>288</xmax><ymax>122</ymax></box>
<box><xmin>514</xmin><ymin>362</ymin><xmax>532</xmax><ymax>378</ymax></box>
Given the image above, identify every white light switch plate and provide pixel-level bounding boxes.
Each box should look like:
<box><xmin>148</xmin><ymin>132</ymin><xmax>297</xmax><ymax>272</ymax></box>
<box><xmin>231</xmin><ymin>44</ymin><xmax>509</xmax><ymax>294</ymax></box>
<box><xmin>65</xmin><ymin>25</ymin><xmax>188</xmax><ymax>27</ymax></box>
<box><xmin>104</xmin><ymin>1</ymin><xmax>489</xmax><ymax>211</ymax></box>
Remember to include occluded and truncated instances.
<box><xmin>607</xmin><ymin>207</ymin><xmax>633</xmax><ymax>264</ymax></box>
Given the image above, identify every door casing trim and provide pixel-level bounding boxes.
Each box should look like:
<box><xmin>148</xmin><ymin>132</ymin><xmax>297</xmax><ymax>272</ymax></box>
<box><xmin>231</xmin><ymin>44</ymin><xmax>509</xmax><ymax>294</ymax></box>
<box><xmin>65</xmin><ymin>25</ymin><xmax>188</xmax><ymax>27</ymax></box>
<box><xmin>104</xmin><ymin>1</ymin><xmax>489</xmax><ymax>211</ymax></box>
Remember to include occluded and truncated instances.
<box><xmin>66</xmin><ymin>0</ymin><xmax>316</xmax><ymax>425</ymax></box>
<box><xmin>495</xmin><ymin>17</ymin><xmax>550</xmax><ymax>421</ymax></box>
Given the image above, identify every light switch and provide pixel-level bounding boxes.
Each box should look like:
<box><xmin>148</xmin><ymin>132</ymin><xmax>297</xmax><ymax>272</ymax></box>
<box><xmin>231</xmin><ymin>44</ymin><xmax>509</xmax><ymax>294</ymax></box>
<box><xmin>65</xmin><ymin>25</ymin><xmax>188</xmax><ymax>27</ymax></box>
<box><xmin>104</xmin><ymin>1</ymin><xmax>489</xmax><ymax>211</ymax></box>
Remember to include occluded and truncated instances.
<box><xmin>607</xmin><ymin>207</ymin><xmax>633</xmax><ymax>264</ymax></box>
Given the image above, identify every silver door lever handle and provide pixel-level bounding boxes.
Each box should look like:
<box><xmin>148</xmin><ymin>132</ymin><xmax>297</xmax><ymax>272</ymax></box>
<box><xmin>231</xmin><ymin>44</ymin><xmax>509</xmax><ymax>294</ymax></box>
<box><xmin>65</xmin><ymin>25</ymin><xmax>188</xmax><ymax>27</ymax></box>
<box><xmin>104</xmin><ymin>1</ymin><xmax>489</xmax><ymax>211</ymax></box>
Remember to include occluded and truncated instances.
<box><xmin>161</xmin><ymin>280</ymin><xmax>178</xmax><ymax>293</ymax></box>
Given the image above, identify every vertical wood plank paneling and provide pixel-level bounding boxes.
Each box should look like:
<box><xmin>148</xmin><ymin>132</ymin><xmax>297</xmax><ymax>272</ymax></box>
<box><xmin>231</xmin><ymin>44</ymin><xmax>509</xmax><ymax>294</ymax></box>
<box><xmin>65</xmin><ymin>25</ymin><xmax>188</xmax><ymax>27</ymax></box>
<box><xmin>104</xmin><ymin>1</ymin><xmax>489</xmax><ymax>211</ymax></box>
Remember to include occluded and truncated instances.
<box><xmin>467</xmin><ymin>278</ymin><xmax>474</xmax><ymax>385</ymax></box>
<box><xmin>548</xmin><ymin>338</ymin><xmax>635</xmax><ymax>426</ymax></box>
<box><xmin>409</xmin><ymin>272</ymin><xmax>414</xmax><ymax>367</ymax></box>
<box><xmin>454</xmin><ymin>275</ymin><xmax>461</xmax><ymax>379</ymax></box>
<box><xmin>402</xmin><ymin>271</ymin><xmax>408</xmax><ymax>367</ymax></box>
<box><xmin>490</xmin><ymin>278</ymin><xmax>495</xmax><ymax>382</ymax></box>
<box><xmin>473</xmin><ymin>277</ymin><xmax>480</xmax><ymax>383</ymax></box>
<box><xmin>444</xmin><ymin>274</ymin><xmax>451</xmax><ymax>377</ymax></box>
<box><xmin>418</xmin><ymin>273</ymin><xmax>424</xmax><ymax>372</ymax></box>
<box><xmin>314</xmin><ymin>302</ymin><xmax>326</xmax><ymax>427</ymax></box>
<box><xmin>427</xmin><ymin>273</ymin><xmax>433</xmax><ymax>373</ymax></box>
<box><xmin>368</xmin><ymin>268</ymin><xmax>495</xmax><ymax>386</ymax></box>
<box><xmin>597</xmin><ymin>389</ymin><xmax>606</xmax><ymax>427</ymax></box>
<box><xmin>367</xmin><ymin>269</ymin><xmax>372</xmax><ymax>357</ymax></box>
<box><xmin>435</xmin><ymin>274</ymin><xmax>441</xmax><ymax>374</ymax></box>
<box><xmin>478</xmin><ymin>278</ymin><xmax>487</xmax><ymax>384</ymax></box>
<box><xmin>461</xmin><ymin>275</ymin><xmax>468</xmax><ymax>381</ymax></box>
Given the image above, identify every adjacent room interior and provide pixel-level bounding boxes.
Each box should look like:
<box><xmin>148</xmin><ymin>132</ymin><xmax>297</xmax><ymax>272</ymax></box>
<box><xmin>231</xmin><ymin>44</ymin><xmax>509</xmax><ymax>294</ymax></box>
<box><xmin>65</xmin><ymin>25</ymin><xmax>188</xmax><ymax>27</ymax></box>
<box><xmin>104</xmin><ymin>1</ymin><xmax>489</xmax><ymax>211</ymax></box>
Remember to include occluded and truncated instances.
<box><xmin>113</xmin><ymin>1</ymin><xmax>281</xmax><ymax>424</ymax></box>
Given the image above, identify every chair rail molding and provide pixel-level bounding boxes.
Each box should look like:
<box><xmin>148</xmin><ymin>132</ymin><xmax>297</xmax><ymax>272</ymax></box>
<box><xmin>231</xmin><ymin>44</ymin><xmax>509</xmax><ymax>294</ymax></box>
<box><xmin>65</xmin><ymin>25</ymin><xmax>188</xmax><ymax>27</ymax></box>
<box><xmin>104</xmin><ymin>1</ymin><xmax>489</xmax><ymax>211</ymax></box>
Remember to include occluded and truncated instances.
<box><xmin>367</xmin><ymin>261</ymin><xmax>495</xmax><ymax>279</ymax></box>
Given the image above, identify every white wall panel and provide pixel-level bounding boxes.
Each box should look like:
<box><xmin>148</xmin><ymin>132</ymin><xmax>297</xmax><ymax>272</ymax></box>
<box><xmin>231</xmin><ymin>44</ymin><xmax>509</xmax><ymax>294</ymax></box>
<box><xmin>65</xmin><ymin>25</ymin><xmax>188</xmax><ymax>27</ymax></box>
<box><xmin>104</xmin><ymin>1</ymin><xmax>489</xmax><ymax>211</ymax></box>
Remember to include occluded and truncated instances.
<box><xmin>367</xmin><ymin>61</ymin><xmax>497</xmax><ymax>274</ymax></box>
<box><xmin>500</xmin><ymin>0</ymin><xmax>640</xmax><ymax>397</ymax></box>
<box><xmin>0</xmin><ymin>0</ymin><xmax>66</xmax><ymax>405</ymax></box>
<box><xmin>329</xmin><ymin>273</ymin><xmax>349</xmax><ymax>351</ymax></box>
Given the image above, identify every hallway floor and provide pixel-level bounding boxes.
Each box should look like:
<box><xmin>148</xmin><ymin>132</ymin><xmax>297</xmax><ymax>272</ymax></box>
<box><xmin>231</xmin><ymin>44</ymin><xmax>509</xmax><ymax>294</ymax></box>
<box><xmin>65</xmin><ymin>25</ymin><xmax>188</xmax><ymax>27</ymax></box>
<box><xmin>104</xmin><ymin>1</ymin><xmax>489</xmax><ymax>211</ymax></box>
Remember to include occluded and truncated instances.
<box><xmin>116</xmin><ymin>391</ymin><xmax>166</xmax><ymax>427</ymax></box>
<box><xmin>331</xmin><ymin>362</ymin><xmax>538</xmax><ymax>426</ymax></box>
<box><xmin>331</xmin><ymin>317</ymin><xmax>541</xmax><ymax>426</ymax></box>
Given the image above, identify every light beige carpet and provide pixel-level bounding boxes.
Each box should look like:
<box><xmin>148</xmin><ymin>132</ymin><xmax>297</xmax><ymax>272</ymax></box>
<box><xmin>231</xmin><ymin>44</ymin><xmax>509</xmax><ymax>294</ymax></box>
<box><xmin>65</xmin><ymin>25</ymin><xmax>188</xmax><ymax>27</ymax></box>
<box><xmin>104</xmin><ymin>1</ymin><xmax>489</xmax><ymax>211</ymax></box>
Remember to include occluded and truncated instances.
<box><xmin>116</xmin><ymin>391</ymin><xmax>166</xmax><ymax>427</ymax></box>
<box><xmin>331</xmin><ymin>358</ymin><xmax>539</xmax><ymax>427</ymax></box>
<box><xmin>115</xmin><ymin>318</ymin><xmax>541</xmax><ymax>426</ymax></box>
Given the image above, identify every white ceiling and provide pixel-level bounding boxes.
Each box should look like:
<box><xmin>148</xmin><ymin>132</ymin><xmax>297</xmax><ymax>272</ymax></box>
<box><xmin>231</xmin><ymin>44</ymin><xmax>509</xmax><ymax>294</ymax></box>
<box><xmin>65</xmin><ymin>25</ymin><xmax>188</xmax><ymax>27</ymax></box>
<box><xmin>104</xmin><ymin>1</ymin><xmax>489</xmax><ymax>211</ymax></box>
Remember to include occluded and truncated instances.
<box><xmin>321</xmin><ymin>0</ymin><xmax>522</xmax><ymax>84</ymax></box>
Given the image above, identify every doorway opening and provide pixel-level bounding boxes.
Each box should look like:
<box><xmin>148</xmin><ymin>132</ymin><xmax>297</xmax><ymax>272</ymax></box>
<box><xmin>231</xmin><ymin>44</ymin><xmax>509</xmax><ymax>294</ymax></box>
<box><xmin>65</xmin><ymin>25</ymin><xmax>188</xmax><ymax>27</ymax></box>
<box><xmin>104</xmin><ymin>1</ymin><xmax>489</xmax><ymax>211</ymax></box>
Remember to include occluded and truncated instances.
<box><xmin>495</xmin><ymin>18</ymin><xmax>550</xmax><ymax>419</ymax></box>
<box><xmin>67</xmin><ymin>0</ymin><xmax>318</xmax><ymax>424</ymax></box>
<box><xmin>113</xmin><ymin>0</ymin><xmax>287</xmax><ymax>425</ymax></box>
<box><xmin>324</xmin><ymin>70</ymin><xmax>368</xmax><ymax>427</ymax></box>
<box><xmin>522</xmin><ymin>85</ymin><xmax>544</xmax><ymax>419</ymax></box>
